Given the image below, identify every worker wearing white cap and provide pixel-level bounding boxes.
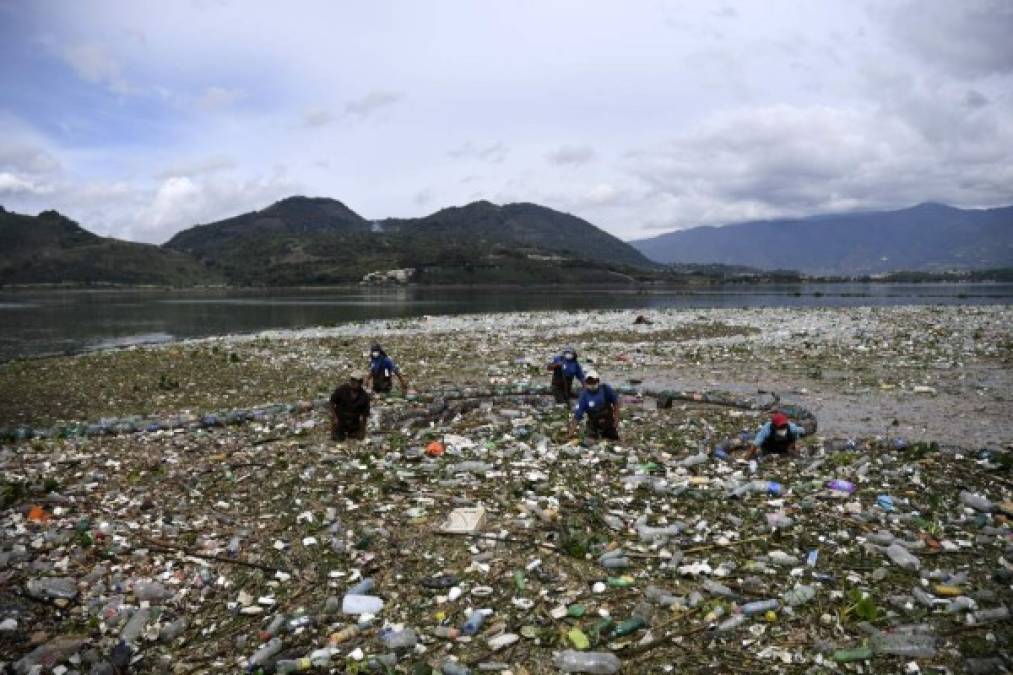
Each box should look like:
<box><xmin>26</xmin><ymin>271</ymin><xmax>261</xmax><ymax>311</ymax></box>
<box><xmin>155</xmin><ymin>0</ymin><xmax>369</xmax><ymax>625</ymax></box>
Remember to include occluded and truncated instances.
<box><xmin>568</xmin><ymin>369</ymin><xmax>621</xmax><ymax>441</ymax></box>
<box><xmin>329</xmin><ymin>370</ymin><xmax>371</xmax><ymax>441</ymax></box>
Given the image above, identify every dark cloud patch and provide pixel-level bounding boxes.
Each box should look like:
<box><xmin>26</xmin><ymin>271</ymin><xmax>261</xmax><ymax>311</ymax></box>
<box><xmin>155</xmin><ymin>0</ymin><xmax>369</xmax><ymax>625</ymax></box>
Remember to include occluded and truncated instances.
<box><xmin>964</xmin><ymin>89</ymin><xmax>989</xmax><ymax>108</ymax></box>
<box><xmin>546</xmin><ymin>144</ymin><xmax>596</xmax><ymax>166</ymax></box>
<box><xmin>887</xmin><ymin>0</ymin><xmax>1013</xmax><ymax>77</ymax></box>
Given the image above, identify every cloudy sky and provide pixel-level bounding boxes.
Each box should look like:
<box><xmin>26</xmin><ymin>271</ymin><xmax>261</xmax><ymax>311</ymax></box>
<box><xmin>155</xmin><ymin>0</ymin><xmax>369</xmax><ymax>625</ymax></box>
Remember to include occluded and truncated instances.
<box><xmin>1</xmin><ymin>0</ymin><xmax>1011</xmax><ymax>243</ymax></box>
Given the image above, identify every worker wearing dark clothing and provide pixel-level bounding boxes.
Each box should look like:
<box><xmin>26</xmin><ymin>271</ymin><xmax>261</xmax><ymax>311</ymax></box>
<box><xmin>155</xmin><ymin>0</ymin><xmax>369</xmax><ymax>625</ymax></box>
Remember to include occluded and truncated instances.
<box><xmin>329</xmin><ymin>374</ymin><xmax>370</xmax><ymax>441</ymax></box>
<box><xmin>366</xmin><ymin>344</ymin><xmax>408</xmax><ymax>394</ymax></box>
<box><xmin>744</xmin><ymin>412</ymin><xmax>806</xmax><ymax>460</ymax></box>
<box><xmin>569</xmin><ymin>370</ymin><xmax>621</xmax><ymax>441</ymax></box>
<box><xmin>547</xmin><ymin>347</ymin><xmax>585</xmax><ymax>404</ymax></box>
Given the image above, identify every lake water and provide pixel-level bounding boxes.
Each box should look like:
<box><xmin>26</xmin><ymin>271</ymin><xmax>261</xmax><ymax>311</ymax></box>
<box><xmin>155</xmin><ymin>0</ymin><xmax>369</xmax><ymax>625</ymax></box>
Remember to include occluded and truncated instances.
<box><xmin>1</xmin><ymin>283</ymin><xmax>1010</xmax><ymax>362</ymax></box>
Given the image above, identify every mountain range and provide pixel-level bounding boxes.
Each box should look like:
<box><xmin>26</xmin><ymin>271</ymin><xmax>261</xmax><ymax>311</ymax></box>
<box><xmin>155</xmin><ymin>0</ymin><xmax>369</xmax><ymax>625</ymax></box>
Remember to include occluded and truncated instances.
<box><xmin>1</xmin><ymin>198</ymin><xmax>656</xmax><ymax>286</ymax></box>
<box><xmin>631</xmin><ymin>202</ymin><xmax>1013</xmax><ymax>275</ymax></box>
<box><xmin>1</xmin><ymin>198</ymin><xmax>1010</xmax><ymax>286</ymax></box>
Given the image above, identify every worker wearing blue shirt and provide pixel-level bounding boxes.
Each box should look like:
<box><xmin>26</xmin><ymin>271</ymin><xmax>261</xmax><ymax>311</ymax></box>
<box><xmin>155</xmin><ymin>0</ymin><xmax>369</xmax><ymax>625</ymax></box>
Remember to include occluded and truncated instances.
<box><xmin>365</xmin><ymin>344</ymin><xmax>408</xmax><ymax>394</ymax></box>
<box><xmin>744</xmin><ymin>412</ymin><xmax>806</xmax><ymax>459</ymax></box>
<box><xmin>568</xmin><ymin>370</ymin><xmax>621</xmax><ymax>441</ymax></box>
<box><xmin>546</xmin><ymin>346</ymin><xmax>585</xmax><ymax>403</ymax></box>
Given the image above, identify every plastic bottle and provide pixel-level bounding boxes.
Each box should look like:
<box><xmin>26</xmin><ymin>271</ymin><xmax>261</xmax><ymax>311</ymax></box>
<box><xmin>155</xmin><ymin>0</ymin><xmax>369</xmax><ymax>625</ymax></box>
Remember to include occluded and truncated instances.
<box><xmin>740</xmin><ymin>599</ymin><xmax>780</xmax><ymax>615</ymax></box>
<box><xmin>160</xmin><ymin>617</ymin><xmax>187</xmax><ymax>642</ymax></box>
<box><xmin>275</xmin><ymin>658</ymin><xmax>312</xmax><ymax>673</ymax></box>
<box><xmin>870</xmin><ymin>631</ymin><xmax>936</xmax><ymax>658</ymax></box>
<box><xmin>782</xmin><ymin>585</ymin><xmax>816</xmax><ymax>607</ymax></box>
<box><xmin>346</xmin><ymin>578</ymin><xmax>375</xmax><ymax>595</ymax></box>
<box><xmin>440</xmin><ymin>660</ymin><xmax>472</xmax><ymax>675</ymax></box>
<box><xmin>26</xmin><ymin>577</ymin><xmax>79</xmax><ymax>600</ymax></box>
<box><xmin>644</xmin><ymin>585</ymin><xmax>678</xmax><ymax>607</ymax></box>
<box><xmin>967</xmin><ymin>606</ymin><xmax>1009</xmax><ymax>624</ymax></box>
<box><xmin>553</xmin><ymin>650</ymin><xmax>622</xmax><ymax>674</ymax></box>
<box><xmin>701</xmin><ymin>580</ymin><xmax>735</xmax><ymax>598</ymax></box>
<box><xmin>461</xmin><ymin>609</ymin><xmax>487</xmax><ymax>636</ymax></box>
<box><xmin>885</xmin><ymin>543</ymin><xmax>921</xmax><ymax>571</ymax></box>
<box><xmin>342</xmin><ymin>595</ymin><xmax>384</xmax><ymax>615</ymax></box>
<box><xmin>13</xmin><ymin>636</ymin><xmax>85</xmax><ymax>674</ymax></box>
<box><xmin>226</xmin><ymin>536</ymin><xmax>241</xmax><ymax>557</ymax></box>
<box><xmin>598</xmin><ymin>550</ymin><xmax>629</xmax><ymax>569</ymax></box>
<box><xmin>328</xmin><ymin>625</ymin><xmax>360</xmax><ymax>644</ymax></box>
<box><xmin>381</xmin><ymin>628</ymin><xmax>418</xmax><ymax>649</ymax></box>
<box><xmin>825</xmin><ymin>479</ymin><xmax>856</xmax><ymax>494</ymax></box>
<box><xmin>715</xmin><ymin>615</ymin><xmax>745</xmax><ymax>632</ymax></box>
<box><xmin>120</xmin><ymin>607</ymin><xmax>151</xmax><ymax>644</ymax></box>
<box><xmin>678</xmin><ymin>452</ymin><xmax>708</xmax><ymax>467</ymax></box>
<box><xmin>959</xmin><ymin>491</ymin><xmax>994</xmax><ymax>512</ymax></box>
<box><xmin>133</xmin><ymin>581</ymin><xmax>171</xmax><ymax>602</ymax></box>
<box><xmin>248</xmin><ymin>637</ymin><xmax>282</xmax><ymax>667</ymax></box>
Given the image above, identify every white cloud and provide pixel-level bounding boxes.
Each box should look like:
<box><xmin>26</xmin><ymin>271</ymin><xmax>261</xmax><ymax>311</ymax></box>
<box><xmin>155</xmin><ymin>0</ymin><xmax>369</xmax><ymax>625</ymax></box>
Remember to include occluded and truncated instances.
<box><xmin>302</xmin><ymin>106</ymin><xmax>334</xmax><ymax>127</ymax></box>
<box><xmin>547</xmin><ymin>144</ymin><xmax>596</xmax><ymax>166</ymax></box>
<box><xmin>448</xmin><ymin>142</ymin><xmax>509</xmax><ymax>164</ymax></box>
<box><xmin>196</xmin><ymin>86</ymin><xmax>245</xmax><ymax>110</ymax></box>
<box><xmin>344</xmin><ymin>91</ymin><xmax>401</xmax><ymax>118</ymax></box>
<box><xmin>0</xmin><ymin>172</ymin><xmax>52</xmax><ymax>196</ymax></box>
<box><xmin>62</xmin><ymin>42</ymin><xmax>131</xmax><ymax>93</ymax></box>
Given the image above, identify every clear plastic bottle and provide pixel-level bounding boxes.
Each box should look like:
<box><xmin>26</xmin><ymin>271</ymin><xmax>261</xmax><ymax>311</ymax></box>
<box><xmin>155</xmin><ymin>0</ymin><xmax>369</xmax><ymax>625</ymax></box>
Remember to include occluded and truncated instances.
<box><xmin>553</xmin><ymin>650</ymin><xmax>622</xmax><ymax>674</ymax></box>
<box><xmin>160</xmin><ymin>617</ymin><xmax>187</xmax><ymax>642</ymax></box>
<box><xmin>959</xmin><ymin>491</ymin><xmax>993</xmax><ymax>512</ymax></box>
<box><xmin>644</xmin><ymin>585</ymin><xmax>678</xmax><ymax>606</ymax></box>
<box><xmin>885</xmin><ymin>543</ymin><xmax>921</xmax><ymax>571</ymax></box>
<box><xmin>120</xmin><ymin>607</ymin><xmax>151</xmax><ymax>644</ymax></box>
<box><xmin>715</xmin><ymin>614</ymin><xmax>745</xmax><ymax>632</ymax></box>
<box><xmin>342</xmin><ymin>594</ymin><xmax>384</xmax><ymax>615</ymax></box>
<box><xmin>701</xmin><ymin>580</ymin><xmax>735</xmax><ymax>598</ymax></box>
<box><xmin>870</xmin><ymin>631</ymin><xmax>936</xmax><ymax>658</ymax></box>
<box><xmin>967</xmin><ymin>606</ymin><xmax>1008</xmax><ymax>624</ymax></box>
<box><xmin>346</xmin><ymin>578</ymin><xmax>375</xmax><ymax>595</ymax></box>
<box><xmin>461</xmin><ymin>609</ymin><xmax>487</xmax><ymax>636</ymax></box>
<box><xmin>26</xmin><ymin>577</ymin><xmax>79</xmax><ymax>600</ymax></box>
<box><xmin>275</xmin><ymin>658</ymin><xmax>311</xmax><ymax>673</ymax></box>
<box><xmin>381</xmin><ymin>628</ymin><xmax>417</xmax><ymax>649</ymax></box>
<box><xmin>440</xmin><ymin>660</ymin><xmax>472</xmax><ymax>675</ymax></box>
<box><xmin>248</xmin><ymin>637</ymin><xmax>283</xmax><ymax>667</ymax></box>
<box><xmin>133</xmin><ymin>581</ymin><xmax>171</xmax><ymax>602</ymax></box>
<box><xmin>740</xmin><ymin>599</ymin><xmax>779</xmax><ymax>615</ymax></box>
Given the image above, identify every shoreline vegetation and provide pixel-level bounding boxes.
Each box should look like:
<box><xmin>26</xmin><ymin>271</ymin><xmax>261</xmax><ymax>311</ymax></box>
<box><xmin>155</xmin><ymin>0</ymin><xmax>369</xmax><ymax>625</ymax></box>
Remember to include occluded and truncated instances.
<box><xmin>2</xmin><ymin>267</ymin><xmax>1012</xmax><ymax>291</ymax></box>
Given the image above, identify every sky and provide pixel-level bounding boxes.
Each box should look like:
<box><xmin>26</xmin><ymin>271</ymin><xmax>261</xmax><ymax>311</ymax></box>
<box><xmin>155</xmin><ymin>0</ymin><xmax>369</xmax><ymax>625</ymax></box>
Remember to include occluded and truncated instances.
<box><xmin>0</xmin><ymin>0</ymin><xmax>1011</xmax><ymax>243</ymax></box>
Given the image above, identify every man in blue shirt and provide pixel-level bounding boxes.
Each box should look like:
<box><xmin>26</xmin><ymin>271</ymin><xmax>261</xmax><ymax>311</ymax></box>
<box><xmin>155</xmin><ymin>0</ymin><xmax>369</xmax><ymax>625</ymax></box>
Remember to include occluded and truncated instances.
<box><xmin>744</xmin><ymin>412</ymin><xmax>806</xmax><ymax>460</ymax></box>
<box><xmin>365</xmin><ymin>344</ymin><xmax>408</xmax><ymax>395</ymax></box>
<box><xmin>568</xmin><ymin>370</ymin><xmax>621</xmax><ymax>441</ymax></box>
<box><xmin>546</xmin><ymin>346</ymin><xmax>585</xmax><ymax>404</ymax></box>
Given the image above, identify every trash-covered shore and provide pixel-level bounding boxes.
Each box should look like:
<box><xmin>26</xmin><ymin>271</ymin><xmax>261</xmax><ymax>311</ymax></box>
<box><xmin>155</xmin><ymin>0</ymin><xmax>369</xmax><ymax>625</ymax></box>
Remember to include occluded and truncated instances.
<box><xmin>1</xmin><ymin>305</ymin><xmax>1011</xmax><ymax>673</ymax></box>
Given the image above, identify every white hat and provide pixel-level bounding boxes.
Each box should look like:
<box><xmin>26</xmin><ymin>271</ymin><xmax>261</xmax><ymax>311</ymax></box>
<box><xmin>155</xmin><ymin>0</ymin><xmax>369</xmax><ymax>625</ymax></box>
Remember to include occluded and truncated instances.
<box><xmin>584</xmin><ymin>369</ymin><xmax>600</xmax><ymax>381</ymax></box>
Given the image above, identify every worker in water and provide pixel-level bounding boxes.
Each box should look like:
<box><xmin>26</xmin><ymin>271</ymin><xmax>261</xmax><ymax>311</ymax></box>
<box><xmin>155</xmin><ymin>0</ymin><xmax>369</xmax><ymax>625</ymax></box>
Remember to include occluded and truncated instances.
<box><xmin>329</xmin><ymin>371</ymin><xmax>371</xmax><ymax>441</ymax></box>
<box><xmin>743</xmin><ymin>412</ymin><xmax>807</xmax><ymax>460</ymax></box>
<box><xmin>365</xmin><ymin>343</ymin><xmax>408</xmax><ymax>395</ymax></box>
<box><xmin>546</xmin><ymin>346</ymin><xmax>586</xmax><ymax>403</ymax></box>
<box><xmin>568</xmin><ymin>370</ymin><xmax>621</xmax><ymax>441</ymax></box>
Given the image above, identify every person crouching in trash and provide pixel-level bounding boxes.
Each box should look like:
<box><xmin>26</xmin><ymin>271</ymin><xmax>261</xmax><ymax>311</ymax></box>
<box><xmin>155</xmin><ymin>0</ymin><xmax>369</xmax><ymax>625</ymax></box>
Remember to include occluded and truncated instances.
<box><xmin>743</xmin><ymin>412</ymin><xmax>806</xmax><ymax>460</ymax></box>
<box><xmin>546</xmin><ymin>346</ymin><xmax>585</xmax><ymax>404</ymax></box>
<box><xmin>365</xmin><ymin>343</ymin><xmax>408</xmax><ymax>395</ymax></box>
<box><xmin>568</xmin><ymin>370</ymin><xmax>621</xmax><ymax>441</ymax></box>
<box><xmin>329</xmin><ymin>371</ymin><xmax>371</xmax><ymax>441</ymax></box>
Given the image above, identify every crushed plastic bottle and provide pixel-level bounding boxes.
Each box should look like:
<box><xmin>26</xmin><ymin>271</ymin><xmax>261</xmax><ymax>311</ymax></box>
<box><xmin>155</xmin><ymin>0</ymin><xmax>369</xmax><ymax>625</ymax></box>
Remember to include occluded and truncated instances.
<box><xmin>248</xmin><ymin>637</ymin><xmax>283</xmax><ymax>668</ymax></box>
<box><xmin>885</xmin><ymin>543</ymin><xmax>921</xmax><ymax>571</ymax></box>
<box><xmin>959</xmin><ymin>490</ymin><xmax>994</xmax><ymax>512</ymax></box>
<box><xmin>553</xmin><ymin>649</ymin><xmax>622</xmax><ymax>674</ymax></box>
<box><xmin>342</xmin><ymin>595</ymin><xmax>384</xmax><ymax>615</ymax></box>
<box><xmin>462</xmin><ymin>609</ymin><xmax>488</xmax><ymax>636</ymax></box>
<box><xmin>740</xmin><ymin>599</ymin><xmax>779</xmax><ymax>615</ymax></box>
<box><xmin>26</xmin><ymin>577</ymin><xmax>79</xmax><ymax>600</ymax></box>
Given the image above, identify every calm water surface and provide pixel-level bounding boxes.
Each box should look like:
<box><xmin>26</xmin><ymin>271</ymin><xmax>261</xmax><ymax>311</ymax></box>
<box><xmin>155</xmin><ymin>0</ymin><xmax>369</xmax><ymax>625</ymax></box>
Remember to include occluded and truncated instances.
<box><xmin>1</xmin><ymin>283</ymin><xmax>1010</xmax><ymax>361</ymax></box>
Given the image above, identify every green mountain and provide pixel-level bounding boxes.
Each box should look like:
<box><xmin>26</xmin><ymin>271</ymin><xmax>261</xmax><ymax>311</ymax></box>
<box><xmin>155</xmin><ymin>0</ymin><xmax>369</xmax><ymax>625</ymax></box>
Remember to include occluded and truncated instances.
<box><xmin>164</xmin><ymin>196</ymin><xmax>655</xmax><ymax>285</ymax></box>
<box><xmin>0</xmin><ymin>207</ymin><xmax>222</xmax><ymax>286</ymax></box>
<box><xmin>630</xmin><ymin>203</ymin><xmax>1013</xmax><ymax>274</ymax></box>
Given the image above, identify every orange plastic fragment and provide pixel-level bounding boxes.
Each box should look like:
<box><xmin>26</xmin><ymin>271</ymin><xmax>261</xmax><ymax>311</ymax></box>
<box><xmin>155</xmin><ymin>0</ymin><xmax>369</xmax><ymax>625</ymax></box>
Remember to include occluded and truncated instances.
<box><xmin>28</xmin><ymin>505</ymin><xmax>51</xmax><ymax>523</ymax></box>
<box><xmin>425</xmin><ymin>441</ymin><xmax>445</xmax><ymax>457</ymax></box>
